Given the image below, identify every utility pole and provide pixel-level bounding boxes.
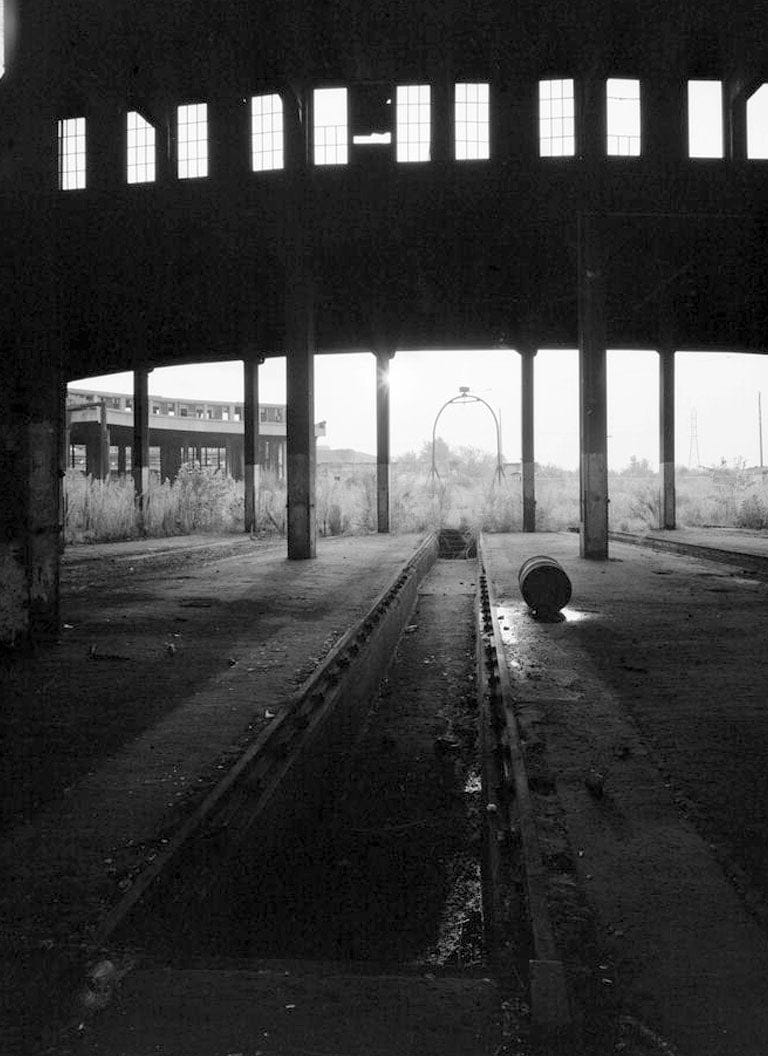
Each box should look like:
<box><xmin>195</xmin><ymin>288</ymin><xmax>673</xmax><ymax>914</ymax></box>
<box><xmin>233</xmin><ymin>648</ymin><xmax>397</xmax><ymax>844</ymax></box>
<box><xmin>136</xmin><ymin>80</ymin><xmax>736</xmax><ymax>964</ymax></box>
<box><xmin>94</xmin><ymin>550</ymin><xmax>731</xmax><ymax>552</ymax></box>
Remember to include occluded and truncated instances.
<box><xmin>688</xmin><ymin>407</ymin><xmax>700</xmax><ymax>469</ymax></box>
<box><xmin>759</xmin><ymin>391</ymin><xmax>764</xmax><ymax>470</ymax></box>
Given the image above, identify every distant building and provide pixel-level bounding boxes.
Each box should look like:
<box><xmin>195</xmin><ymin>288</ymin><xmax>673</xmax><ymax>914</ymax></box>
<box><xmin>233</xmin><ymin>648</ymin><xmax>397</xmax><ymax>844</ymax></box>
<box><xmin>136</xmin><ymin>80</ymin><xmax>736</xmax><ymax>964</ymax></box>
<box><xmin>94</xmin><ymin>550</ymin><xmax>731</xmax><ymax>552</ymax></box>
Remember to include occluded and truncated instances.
<box><xmin>66</xmin><ymin>388</ymin><xmax>326</xmax><ymax>481</ymax></box>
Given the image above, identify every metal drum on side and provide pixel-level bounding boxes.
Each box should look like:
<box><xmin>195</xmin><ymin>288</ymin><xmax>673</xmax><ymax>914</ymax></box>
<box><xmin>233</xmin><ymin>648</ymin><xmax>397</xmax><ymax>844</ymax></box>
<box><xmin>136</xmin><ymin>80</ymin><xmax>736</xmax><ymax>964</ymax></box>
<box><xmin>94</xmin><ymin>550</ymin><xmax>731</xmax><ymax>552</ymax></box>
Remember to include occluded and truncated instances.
<box><xmin>518</xmin><ymin>555</ymin><xmax>572</xmax><ymax>616</ymax></box>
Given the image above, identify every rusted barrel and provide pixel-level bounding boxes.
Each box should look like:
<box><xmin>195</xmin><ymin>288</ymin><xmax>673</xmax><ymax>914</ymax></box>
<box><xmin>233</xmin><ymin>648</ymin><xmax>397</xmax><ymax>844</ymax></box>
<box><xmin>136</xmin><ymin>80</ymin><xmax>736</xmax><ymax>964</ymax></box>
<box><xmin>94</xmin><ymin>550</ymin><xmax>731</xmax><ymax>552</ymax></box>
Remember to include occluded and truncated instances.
<box><xmin>518</xmin><ymin>555</ymin><xmax>572</xmax><ymax>616</ymax></box>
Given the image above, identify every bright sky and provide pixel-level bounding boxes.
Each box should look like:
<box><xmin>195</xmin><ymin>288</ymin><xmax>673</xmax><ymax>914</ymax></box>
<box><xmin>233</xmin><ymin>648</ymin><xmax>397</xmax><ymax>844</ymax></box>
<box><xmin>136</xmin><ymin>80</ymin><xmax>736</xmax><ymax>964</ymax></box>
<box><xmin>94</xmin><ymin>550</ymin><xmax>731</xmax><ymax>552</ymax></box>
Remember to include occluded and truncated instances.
<box><xmin>71</xmin><ymin>347</ymin><xmax>768</xmax><ymax>471</ymax></box>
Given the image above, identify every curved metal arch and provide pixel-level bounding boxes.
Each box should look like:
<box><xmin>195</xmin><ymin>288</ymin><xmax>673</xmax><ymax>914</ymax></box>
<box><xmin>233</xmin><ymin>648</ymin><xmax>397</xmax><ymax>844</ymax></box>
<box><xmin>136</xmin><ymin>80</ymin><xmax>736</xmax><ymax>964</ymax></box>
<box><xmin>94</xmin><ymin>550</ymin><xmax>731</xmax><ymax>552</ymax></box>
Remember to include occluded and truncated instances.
<box><xmin>430</xmin><ymin>388</ymin><xmax>505</xmax><ymax>485</ymax></box>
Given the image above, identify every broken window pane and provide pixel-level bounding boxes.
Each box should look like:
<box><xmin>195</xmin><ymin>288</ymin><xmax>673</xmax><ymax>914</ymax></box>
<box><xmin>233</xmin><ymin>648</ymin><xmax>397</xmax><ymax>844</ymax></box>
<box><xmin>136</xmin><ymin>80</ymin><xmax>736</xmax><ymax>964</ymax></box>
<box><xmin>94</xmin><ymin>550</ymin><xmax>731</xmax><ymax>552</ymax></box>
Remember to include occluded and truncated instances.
<box><xmin>747</xmin><ymin>84</ymin><xmax>768</xmax><ymax>159</ymax></box>
<box><xmin>606</xmin><ymin>78</ymin><xmax>641</xmax><ymax>156</ymax></box>
<box><xmin>127</xmin><ymin>111</ymin><xmax>156</xmax><ymax>184</ymax></box>
<box><xmin>688</xmin><ymin>80</ymin><xmax>723</xmax><ymax>158</ymax></box>
<box><xmin>313</xmin><ymin>88</ymin><xmax>348</xmax><ymax>165</ymax></box>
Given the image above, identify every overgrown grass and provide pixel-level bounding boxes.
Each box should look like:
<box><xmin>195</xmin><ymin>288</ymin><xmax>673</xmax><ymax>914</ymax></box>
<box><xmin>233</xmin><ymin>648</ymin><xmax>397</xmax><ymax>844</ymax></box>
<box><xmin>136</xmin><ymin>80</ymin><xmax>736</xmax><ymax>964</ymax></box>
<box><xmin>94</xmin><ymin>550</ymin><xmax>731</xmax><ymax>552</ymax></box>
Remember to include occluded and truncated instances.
<box><xmin>65</xmin><ymin>464</ymin><xmax>255</xmax><ymax>544</ymax></box>
<box><xmin>63</xmin><ymin>452</ymin><xmax>768</xmax><ymax>546</ymax></box>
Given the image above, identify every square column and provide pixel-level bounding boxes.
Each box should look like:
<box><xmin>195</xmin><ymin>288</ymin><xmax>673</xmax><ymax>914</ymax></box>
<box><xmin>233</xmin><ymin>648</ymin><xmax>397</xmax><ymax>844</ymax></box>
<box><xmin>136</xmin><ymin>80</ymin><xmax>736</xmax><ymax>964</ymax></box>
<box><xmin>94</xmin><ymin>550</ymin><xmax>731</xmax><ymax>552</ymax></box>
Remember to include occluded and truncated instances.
<box><xmin>132</xmin><ymin>370</ymin><xmax>150</xmax><ymax>530</ymax></box>
<box><xmin>0</xmin><ymin>367</ymin><xmax>64</xmax><ymax>644</ymax></box>
<box><xmin>375</xmin><ymin>348</ymin><xmax>394</xmax><ymax>533</ymax></box>
<box><xmin>285</xmin><ymin>88</ymin><xmax>316</xmax><ymax>560</ymax></box>
<box><xmin>520</xmin><ymin>347</ymin><xmax>537</xmax><ymax>532</ymax></box>
<box><xmin>243</xmin><ymin>356</ymin><xmax>264</xmax><ymax>533</ymax></box>
<box><xmin>286</xmin><ymin>315</ymin><xmax>316</xmax><ymax>558</ymax></box>
<box><xmin>578</xmin><ymin>214</ymin><xmax>609</xmax><ymax>559</ymax></box>
<box><xmin>659</xmin><ymin>349</ymin><xmax>676</xmax><ymax>529</ymax></box>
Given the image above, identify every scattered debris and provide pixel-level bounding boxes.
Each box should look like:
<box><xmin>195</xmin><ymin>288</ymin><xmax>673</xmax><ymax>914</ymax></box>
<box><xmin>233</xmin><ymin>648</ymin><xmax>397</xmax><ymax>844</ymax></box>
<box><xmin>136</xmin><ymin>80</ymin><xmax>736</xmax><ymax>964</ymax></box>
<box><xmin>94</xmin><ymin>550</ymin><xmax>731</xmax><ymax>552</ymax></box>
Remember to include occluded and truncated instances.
<box><xmin>89</xmin><ymin>645</ymin><xmax>132</xmax><ymax>662</ymax></box>
<box><xmin>585</xmin><ymin>769</ymin><xmax>606</xmax><ymax>799</ymax></box>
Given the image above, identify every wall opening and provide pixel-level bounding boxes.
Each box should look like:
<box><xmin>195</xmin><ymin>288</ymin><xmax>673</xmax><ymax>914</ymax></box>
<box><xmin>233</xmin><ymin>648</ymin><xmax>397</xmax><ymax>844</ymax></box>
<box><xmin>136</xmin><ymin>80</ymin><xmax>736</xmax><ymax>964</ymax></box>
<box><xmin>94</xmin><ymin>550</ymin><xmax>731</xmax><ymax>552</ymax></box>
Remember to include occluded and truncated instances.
<box><xmin>687</xmin><ymin>80</ymin><xmax>723</xmax><ymax>158</ymax></box>
<box><xmin>58</xmin><ymin>117</ymin><xmax>86</xmax><ymax>190</ymax></box>
<box><xmin>351</xmin><ymin>84</ymin><xmax>392</xmax><ymax>147</ymax></box>
<box><xmin>606</xmin><ymin>78</ymin><xmax>641</xmax><ymax>156</ymax></box>
<box><xmin>538</xmin><ymin>79</ymin><xmax>575</xmax><ymax>157</ymax></box>
<box><xmin>313</xmin><ymin>88</ymin><xmax>349</xmax><ymax>166</ymax></box>
<box><xmin>251</xmin><ymin>93</ymin><xmax>284</xmax><ymax>171</ymax></box>
<box><xmin>177</xmin><ymin>103</ymin><xmax>208</xmax><ymax>179</ymax></box>
<box><xmin>396</xmin><ymin>85</ymin><xmax>431</xmax><ymax>163</ymax></box>
<box><xmin>747</xmin><ymin>84</ymin><xmax>768</xmax><ymax>159</ymax></box>
<box><xmin>127</xmin><ymin>111</ymin><xmax>156</xmax><ymax>184</ymax></box>
<box><xmin>455</xmin><ymin>83</ymin><xmax>490</xmax><ymax>161</ymax></box>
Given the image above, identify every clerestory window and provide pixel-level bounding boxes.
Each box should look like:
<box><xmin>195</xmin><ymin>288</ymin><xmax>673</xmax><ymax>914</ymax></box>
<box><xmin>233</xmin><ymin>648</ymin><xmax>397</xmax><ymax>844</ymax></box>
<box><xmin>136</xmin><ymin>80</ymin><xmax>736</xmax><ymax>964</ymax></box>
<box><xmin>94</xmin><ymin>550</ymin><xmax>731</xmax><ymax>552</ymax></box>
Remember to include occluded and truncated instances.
<box><xmin>251</xmin><ymin>93</ymin><xmax>284</xmax><ymax>171</ymax></box>
<box><xmin>606</xmin><ymin>78</ymin><xmax>641</xmax><ymax>156</ymax></box>
<box><xmin>747</xmin><ymin>84</ymin><xmax>768</xmax><ymax>159</ymax></box>
<box><xmin>58</xmin><ymin>117</ymin><xmax>87</xmax><ymax>190</ymax></box>
<box><xmin>177</xmin><ymin>103</ymin><xmax>208</xmax><ymax>178</ymax></box>
<box><xmin>396</xmin><ymin>85</ymin><xmax>431</xmax><ymax>162</ymax></box>
<box><xmin>539</xmin><ymin>79</ymin><xmax>575</xmax><ymax>157</ymax></box>
<box><xmin>127</xmin><ymin>111</ymin><xmax>156</xmax><ymax>184</ymax></box>
<box><xmin>313</xmin><ymin>88</ymin><xmax>348</xmax><ymax>166</ymax></box>
<box><xmin>688</xmin><ymin>81</ymin><xmax>723</xmax><ymax>158</ymax></box>
<box><xmin>455</xmin><ymin>83</ymin><xmax>490</xmax><ymax>161</ymax></box>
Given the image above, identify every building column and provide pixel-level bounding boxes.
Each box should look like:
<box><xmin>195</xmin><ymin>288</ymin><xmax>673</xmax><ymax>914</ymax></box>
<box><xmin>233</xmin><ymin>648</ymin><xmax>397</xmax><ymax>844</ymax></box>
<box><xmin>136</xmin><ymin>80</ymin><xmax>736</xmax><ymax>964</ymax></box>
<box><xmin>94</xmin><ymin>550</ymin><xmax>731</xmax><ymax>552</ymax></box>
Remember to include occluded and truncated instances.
<box><xmin>99</xmin><ymin>401</ymin><xmax>111</xmax><ymax>480</ymax></box>
<box><xmin>0</xmin><ymin>365</ymin><xmax>64</xmax><ymax>644</ymax></box>
<box><xmin>286</xmin><ymin>309</ymin><xmax>316</xmax><ymax>557</ymax></box>
<box><xmin>285</xmin><ymin>88</ymin><xmax>316</xmax><ymax>559</ymax></box>
<box><xmin>132</xmin><ymin>370</ymin><xmax>150</xmax><ymax>529</ymax></box>
<box><xmin>659</xmin><ymin>348</ymin><xmax>676</xmax><ymax>529</ymax></box>
<box><xmin>84</xmin><ymin>432</ymin><xmax>101</xmax><ymax>478</ymax></box>
<box><xmin>520</xmin><ymin>346</ymin><xmax>536</xmax><ymax>532</ymax></box>
<box><xmin>375</xmin><ymin>348</ymin><xmax>394</xmax><ymax>533</ymax></box>
<box><xmin>578</xmin><ymin>213</ymin><xmax>609</xmax><ymax>559</ymax></box>
<box><xmin>431</xmin><ymin>77</ymin><xmax>453</xmax><ymax>162</ymax></box>
<box><xmin>243</xmin><ymin>356</ymin><xmax>264</xmax><ymax>533</ymax></box>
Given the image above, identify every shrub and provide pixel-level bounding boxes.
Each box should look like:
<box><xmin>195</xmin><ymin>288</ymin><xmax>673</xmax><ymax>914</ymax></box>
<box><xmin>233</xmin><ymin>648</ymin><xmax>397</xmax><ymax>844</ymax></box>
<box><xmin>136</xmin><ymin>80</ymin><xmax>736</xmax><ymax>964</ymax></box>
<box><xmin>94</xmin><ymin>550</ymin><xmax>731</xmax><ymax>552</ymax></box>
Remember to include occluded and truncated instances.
<box><xmin>736</xmin><ymin>492</ymin><xmax>768</xmax><ymax>529</ymax></box>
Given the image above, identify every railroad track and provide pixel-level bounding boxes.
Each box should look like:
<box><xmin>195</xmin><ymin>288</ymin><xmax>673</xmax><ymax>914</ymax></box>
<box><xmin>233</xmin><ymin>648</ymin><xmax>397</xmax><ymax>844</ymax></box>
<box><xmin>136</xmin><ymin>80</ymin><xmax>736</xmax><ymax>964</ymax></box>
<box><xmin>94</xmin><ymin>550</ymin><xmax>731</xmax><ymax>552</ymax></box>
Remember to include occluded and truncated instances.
<box><xmin>63</xmin><ymin>531</ymin><xmax>574</xmax><ymax>1055</ymax></box>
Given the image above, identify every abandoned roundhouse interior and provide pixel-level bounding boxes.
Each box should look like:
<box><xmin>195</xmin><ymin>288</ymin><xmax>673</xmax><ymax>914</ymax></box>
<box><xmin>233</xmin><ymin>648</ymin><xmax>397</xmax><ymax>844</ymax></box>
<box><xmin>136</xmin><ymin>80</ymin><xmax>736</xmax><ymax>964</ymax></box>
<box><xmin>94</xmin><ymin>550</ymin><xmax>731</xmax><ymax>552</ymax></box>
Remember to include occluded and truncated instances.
<box><xmin>4</xmin><ymin>2</ymin><xmax>768</xmax><ymax>1055</ymax></box>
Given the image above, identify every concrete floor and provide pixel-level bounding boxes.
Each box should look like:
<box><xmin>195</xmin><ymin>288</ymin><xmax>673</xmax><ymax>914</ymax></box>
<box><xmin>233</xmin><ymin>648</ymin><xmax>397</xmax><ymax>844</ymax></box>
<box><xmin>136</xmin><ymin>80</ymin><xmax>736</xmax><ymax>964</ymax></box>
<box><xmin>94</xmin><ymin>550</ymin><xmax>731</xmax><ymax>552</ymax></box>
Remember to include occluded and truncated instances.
<box><xmin>3</xmin><ymin>527</ymin><xmax>768</xmax><ymax>1054</ymax></box>
<box><xmin>483</xmin><ymin>530</ymin><xmax>768</xmax><ymax>1056</ymax></box>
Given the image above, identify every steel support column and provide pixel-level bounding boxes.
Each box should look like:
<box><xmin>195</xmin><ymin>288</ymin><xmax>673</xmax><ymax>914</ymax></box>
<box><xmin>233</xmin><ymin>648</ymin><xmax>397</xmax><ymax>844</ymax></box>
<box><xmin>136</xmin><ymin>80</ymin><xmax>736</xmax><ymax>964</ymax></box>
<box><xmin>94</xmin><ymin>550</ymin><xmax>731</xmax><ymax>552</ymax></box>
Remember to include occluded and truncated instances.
<box><xmin>286</xmin><ymin>310</ymin><xmax>316</xmax><ymax>558</ymax></box>
<box><xmin>520</xmin><ymin>347</ymin><xmax>536</xmax><ymax>532</ymax></box>
<box><xmin>99</xmin><ymin>401</ymin><xmax>110</xmax><ymax>480</ymax></box>
<box><xmin>285</xmin><ymin>89</ymin><xmax>316</xmax><ymax>559</ymax></box>
<box><xmin>0</xmin><ymin>365</ymin><xmax>64</xmax><ymax>643</ymax></box>
<box><xmin>659</xmin><ymin>348</ymin><xmax>676</xmax><ymax>530</ymax></box>
<box><xmin>132</xmin><ymin>370</ymin><xmax>150</xmax><ymax>529</ymax></box>
<box><xmin>243</xmin><ymin>356</ymin><xmax>264</xmax><ymax>533</ymax></box>
<box><xmin>578</xmin><ymin>214</ymin><xmax>609</xmax><ymax>559</ymax></box>
<box><xmin>375</xmin><ymin>348</ymin><xmax>394</xmax><ymax>533</ymax></box>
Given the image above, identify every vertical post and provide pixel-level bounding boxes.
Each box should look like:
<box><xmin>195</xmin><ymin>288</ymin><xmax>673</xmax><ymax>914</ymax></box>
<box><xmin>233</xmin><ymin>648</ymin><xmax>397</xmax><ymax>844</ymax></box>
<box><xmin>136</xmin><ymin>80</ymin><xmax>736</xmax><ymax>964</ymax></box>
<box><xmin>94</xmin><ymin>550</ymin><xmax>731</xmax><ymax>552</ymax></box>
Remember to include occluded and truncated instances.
<box><xmin>431</xmin><ymin>77</ymin><xmax>453</xmax><ymax>163</ymax></box>
<box><xmin>243</xmin><ymin>356</ymin><xmax>264</xmax><ymax>533</ymax></box>
<box><xmin>285</xmin><ymin>87</ymin><xmax>316</xmax><ymax>559</ymax></box>
<box><xmin>99</xmin><ymin>401</ymin><xmax>110</xmax><ymax>480</ymax></box>
<box><xmin>647</xmin><ymin>78</ymin><xmax>685</xmax><ymax>165</ymax></box>
<box><xmin>520</xmin><ymin>347</ymin><xmax>537</xmax><ymax>532</ymax></box>
<box><xmin>286</xmin><ymin>327</ymin><xmax>316</xmax><ymax>557</ymax></box>
<box><xmin>759</xmin><ymin>391</ymin><xmax>764</xmax><ymax>470</ymax></box>
<box><xmin>578</xmin><ymin>213</ymin><xmax>609</xmax><ymax>559</ymax></box>
<box><xmin>132</xmin><ymin>370</ymin><xmax>150</xmax><ymax>531</ymax></box>
<box><xmin>659</xmin><ymin>348</ymin><xmax>676</xmax><ymax>530</ymax></box>
<box><xmin>375</xmin><ymin>348</ymin><xmax>394</xmax><ymax>533</ymax></box>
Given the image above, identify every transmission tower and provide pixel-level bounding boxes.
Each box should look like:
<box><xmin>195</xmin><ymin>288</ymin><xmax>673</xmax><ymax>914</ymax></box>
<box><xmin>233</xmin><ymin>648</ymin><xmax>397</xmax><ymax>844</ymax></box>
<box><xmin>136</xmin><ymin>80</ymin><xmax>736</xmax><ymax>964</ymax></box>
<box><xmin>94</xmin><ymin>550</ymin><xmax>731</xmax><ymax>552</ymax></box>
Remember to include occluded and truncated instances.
<box><xmin>688</xmin><ymin>407</ymin><xmax>701</xmax><ymax>468</ymax></box>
